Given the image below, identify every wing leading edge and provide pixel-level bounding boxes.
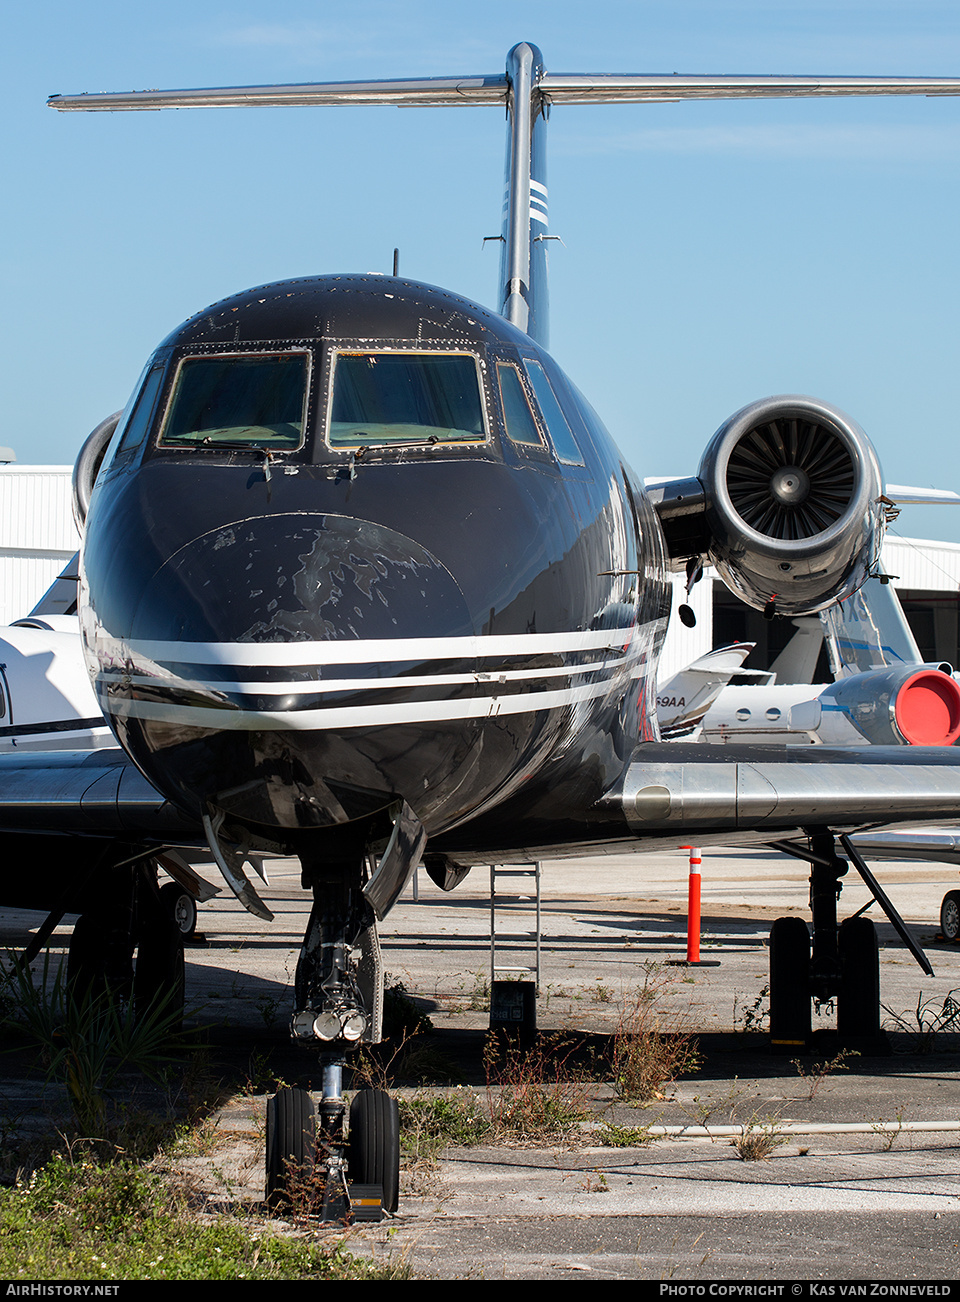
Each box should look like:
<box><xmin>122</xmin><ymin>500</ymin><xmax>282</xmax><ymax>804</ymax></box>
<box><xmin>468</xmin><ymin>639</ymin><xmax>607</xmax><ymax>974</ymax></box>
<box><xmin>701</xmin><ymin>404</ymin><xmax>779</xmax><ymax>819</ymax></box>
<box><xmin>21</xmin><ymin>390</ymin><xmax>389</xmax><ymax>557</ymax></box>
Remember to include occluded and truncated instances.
<box><xmin>8</xmin><ymin>742</ymin><xmax>960</xmax><ymax>862</ymax></box>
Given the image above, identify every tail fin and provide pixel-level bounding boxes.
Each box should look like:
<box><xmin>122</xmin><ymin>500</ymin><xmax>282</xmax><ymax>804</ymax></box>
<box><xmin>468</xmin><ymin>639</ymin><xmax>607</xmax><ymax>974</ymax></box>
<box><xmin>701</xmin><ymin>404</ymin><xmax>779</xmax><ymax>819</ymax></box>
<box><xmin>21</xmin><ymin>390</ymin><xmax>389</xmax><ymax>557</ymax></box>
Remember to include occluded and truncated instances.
<box><xmin>820</xmin><ymin>576</ymin><xmax>922</xmax><ymax>678</ymax></box>
<box><xmin>498</xmin><ymin>43</ymin><xmax>550</xmax><ymax>345</ymax></box>
<box><xmin>657</xmin><ymin>642</ymin><xmax>755</xmax><ymax>738</ymax></box>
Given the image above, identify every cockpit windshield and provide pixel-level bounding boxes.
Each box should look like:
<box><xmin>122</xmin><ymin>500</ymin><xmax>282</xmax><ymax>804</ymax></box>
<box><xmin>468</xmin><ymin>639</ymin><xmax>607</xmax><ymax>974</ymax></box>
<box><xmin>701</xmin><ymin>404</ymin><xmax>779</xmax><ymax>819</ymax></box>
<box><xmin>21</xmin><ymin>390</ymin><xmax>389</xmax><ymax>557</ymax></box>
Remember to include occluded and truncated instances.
<box><xmin>327</xmin><ymin>351</ymin><xmax>486</xmax><ymax>447</ymax></box>
<box><xmin>159</xmin><ymin>352</ymin><xmax>309</xmax><ymax>449</ymax></box>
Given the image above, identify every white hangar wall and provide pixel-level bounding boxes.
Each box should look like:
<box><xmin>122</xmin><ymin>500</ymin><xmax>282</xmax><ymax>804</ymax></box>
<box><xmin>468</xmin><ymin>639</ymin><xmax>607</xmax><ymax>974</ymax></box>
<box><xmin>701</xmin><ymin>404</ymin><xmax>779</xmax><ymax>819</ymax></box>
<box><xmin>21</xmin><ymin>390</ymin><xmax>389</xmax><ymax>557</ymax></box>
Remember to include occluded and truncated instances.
<box><xmin>0</xmin><ymin>466</ymin><xmax>78</xmax><ymax>626</ymax></box>
<box><xmin>658</xmin><ymin>536</ymin><xmax>960</xmax><ymax>686</ymax></box>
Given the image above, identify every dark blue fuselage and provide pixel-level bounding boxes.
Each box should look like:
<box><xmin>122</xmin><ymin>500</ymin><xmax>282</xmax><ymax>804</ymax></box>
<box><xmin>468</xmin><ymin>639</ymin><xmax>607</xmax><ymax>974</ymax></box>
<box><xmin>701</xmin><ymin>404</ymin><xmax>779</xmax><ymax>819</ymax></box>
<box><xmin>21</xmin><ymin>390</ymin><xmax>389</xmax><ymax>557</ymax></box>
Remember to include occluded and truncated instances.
<box><xmin>81</xmin><ymin>275</ymin><xmax>669</xmax><ymax>854</ymax></box>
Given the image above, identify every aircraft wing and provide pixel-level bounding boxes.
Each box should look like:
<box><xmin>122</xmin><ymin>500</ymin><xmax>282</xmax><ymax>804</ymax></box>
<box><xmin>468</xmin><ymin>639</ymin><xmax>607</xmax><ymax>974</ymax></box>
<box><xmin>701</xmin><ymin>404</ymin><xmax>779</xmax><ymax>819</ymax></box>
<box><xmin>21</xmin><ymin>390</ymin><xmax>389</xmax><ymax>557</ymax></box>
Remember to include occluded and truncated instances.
<box><xmin>0</xmin><ymin>748</ymin><xmax>199</xmax><ymax>841</ymax></box>
<box><xmin>9</xmin><ymin>741</ymin><xmax>960</xmax><ymax>874</ymax></box>
<box><xmin>425</xmin><ymin>741</ymin><xmax>960</xmax><ymax>867</ymax></box>
<box><xmin>606</xmin><ymin>743</ymin><xmax>960</xmax><ymax>840</ymax></box>
<box><xmin>885</xmin><ymin>485</ymin><xmax>960</xmax><ymax>507</ymax></box>
<box><xmin>848</xmin><ymin>827</ymin><xmax>960</xmax><ymax>866</ymax></box>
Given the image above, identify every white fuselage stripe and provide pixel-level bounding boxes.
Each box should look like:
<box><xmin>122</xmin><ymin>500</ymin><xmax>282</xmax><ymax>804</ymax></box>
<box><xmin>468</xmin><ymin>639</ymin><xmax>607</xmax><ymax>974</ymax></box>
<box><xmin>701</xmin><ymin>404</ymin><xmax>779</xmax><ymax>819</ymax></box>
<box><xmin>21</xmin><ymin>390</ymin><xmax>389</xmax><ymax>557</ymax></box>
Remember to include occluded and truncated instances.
<box><xmin>102</xmin><ymin>674</ymin><xmax>634</xmax><ymax>732</ymax></box>
<box><xmin>117</xmin><ymin>655</ymin><xmax>621</xmax><ymax>696</ymax></box>
<box><xmin>105</xmin><ymin>627</ymin><xmax>637</xmax><ymax>668</ymax></box>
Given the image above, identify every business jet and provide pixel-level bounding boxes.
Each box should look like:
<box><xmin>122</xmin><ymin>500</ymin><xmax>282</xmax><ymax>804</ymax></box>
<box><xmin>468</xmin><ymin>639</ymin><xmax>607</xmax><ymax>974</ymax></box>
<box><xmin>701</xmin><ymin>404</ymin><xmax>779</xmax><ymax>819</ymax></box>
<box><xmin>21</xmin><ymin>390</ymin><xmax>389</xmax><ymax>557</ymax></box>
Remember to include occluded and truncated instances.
<box><xmin>695</xmin><ymin>572</ymin><xmax>960</xmax><ymax>745</ymax></box>
<box><xmin>14</xmin><ymin>43</ymin><xmax>960</xmax><ymax>1216</ymax></box>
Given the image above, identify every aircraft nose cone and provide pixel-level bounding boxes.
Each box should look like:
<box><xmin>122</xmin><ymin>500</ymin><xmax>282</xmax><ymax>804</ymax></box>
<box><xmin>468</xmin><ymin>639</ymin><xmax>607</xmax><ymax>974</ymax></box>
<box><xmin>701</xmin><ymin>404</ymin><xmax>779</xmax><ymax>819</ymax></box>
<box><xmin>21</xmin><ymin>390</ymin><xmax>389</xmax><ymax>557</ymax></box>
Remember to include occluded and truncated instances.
<box><xmin>95</xmin><ymin>514</ymin><xmax>476</xmax><ymax>830</ymax></box>
<box><xmin>128</xmin><ymin>512</ymin><xmax>471</xmax><ymax>645</ymax></box>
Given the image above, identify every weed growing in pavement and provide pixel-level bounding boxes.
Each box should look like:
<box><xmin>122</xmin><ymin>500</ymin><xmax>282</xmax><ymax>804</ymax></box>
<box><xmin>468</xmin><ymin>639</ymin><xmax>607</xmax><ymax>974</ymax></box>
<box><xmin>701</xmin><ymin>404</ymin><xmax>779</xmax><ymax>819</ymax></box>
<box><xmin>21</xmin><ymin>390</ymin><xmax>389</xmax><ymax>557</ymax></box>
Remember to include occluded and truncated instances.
<box><xmin>652</xmin><ymin>1231</ymin><xmax>710</xmax><ymax>1281</ymax></box>
<box><xmin>0</xmin><ymin>1153</ymin><xmax>409</xmax><ymax>1279</ymax></box>
<box><xmin>580</xmin><ymin>1170</ymin><xmax>609</xmax><ymax>1193</ymax></box>
<box><xmin>383</xmin><ymin>981</ymin><xmax>434</xmax><ymax>1037</ymax></box>
<box><xmin>871</xmin><ymin>1104</ymin><xmax>908</xmax><ymax>1152</ymax></box>
<box><xmin>882</xmin><ymin>988</ymin><xmax>960</xmax><ymax>1052</ymax></box>
<box><xmin>680</xmin><ymin>1080</ymin><xmax>746</xmax><ymax>1128</ymax></box>
<box><xmin>733</xmin><ymin>1115</ymin><xmax>786</xmax><ymax>1161</ymax></box>
<box><xmin>484</xmin><ymin>1033</ymin><xmax>594</xmax><ymax>1143</ymax></box>
<box><xmin>597</xmin><ymin>1122</ymin><xmax>653</xmax><ymax>1148</ymax></box>
<box><xmin>468</xmin><ymin>971</ymin><xmax>490</xmax><ymax>1012</ymax></box>
<box><xmin>733</xmin><ymin>983</ymin><xmax>770</xmax><ymax>1034</ymax></box>
<box><xmin>352</xmin><ymin>1026</ymin><xmax>461</xmax><ymax>1089</ymax></box>
<box><xmin>243</xmin><ymin>1051</ymin><xmax>289</xmax><ymax>1098</ymax></box>
<box><xmin>791</xmin><ymin>1048</ymin><xmax>859</xmax><ymax>1100</ymax></box>
<box><xmin>612</xmin><ymin>967</ymin><xmax>700</xmax><ymax>1102</ymax></box>
<box><xmin>0</xmin><ymin>949</ymin><xmax>192</xmax><ymax>1143</ymax></box>
<box><xmin>398</xmin><ymin>1090</ymin><xmax>492</xmax><ymax>1166</ymax></box>
<box><xmin>254</xmin><ymin>994</ymin><xmax>283</xmax><ymax>1029</ymax></box>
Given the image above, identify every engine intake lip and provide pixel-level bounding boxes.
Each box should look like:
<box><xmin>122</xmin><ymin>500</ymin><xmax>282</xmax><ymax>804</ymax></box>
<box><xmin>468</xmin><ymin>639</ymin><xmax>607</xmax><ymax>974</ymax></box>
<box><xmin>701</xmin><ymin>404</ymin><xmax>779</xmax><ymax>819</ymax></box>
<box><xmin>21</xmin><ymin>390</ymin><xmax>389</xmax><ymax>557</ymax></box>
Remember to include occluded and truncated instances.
<box><xmin>701</xmin><ymin>395</ymin><xmax>882</xmax><ymax>558</ymax></box>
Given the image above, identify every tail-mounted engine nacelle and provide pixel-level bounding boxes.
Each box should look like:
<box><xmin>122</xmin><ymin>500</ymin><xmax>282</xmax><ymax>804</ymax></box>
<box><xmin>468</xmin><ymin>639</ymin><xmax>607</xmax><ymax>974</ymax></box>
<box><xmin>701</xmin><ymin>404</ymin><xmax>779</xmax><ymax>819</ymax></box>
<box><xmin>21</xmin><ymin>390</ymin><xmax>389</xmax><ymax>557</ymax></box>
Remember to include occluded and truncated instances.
<box><xmin>822</xmin><ymin>665</ymin><xmax>960</xmax><ymax>747</ymax></box>
<box><xmin>72</xmin><ymin>411</ymin><xmax>121</xmax><ymax>530</ymax></box>
<box><xmin>652</xmin><ymin>396</ymin><xmax>885</xmax><ymax>617</ymax></box>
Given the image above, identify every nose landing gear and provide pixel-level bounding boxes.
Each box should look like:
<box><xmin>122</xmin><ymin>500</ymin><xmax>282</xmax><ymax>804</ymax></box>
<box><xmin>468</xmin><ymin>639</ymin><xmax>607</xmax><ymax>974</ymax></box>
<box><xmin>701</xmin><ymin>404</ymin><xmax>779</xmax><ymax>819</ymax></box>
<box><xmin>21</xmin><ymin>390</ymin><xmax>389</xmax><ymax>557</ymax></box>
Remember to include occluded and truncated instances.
<box><xmin>265</xmin><ymin>832</ymin><xmax>416</xmax><ymax>1221</ymax></box>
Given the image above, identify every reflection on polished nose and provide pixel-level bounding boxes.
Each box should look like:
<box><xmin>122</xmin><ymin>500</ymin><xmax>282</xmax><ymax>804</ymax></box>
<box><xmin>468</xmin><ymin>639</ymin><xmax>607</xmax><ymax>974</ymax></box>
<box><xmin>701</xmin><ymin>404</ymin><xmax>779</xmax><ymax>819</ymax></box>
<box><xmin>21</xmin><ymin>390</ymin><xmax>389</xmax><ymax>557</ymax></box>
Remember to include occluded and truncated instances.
<box><xmin>97</xmin><ymin>513</ymin><xmax>479</xmax><ymax>833</ymax></box>
<box><xmin>128</xmin><ymin>513</ymin><xmax>473</xmax><ymax>647</ymax></box>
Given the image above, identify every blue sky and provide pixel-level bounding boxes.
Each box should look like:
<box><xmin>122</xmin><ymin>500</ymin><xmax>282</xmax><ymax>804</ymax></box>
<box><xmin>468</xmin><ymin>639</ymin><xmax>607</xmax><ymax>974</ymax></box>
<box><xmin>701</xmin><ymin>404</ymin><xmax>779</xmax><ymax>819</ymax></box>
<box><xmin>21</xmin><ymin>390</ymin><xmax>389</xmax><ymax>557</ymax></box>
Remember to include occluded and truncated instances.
<box><xmin>4</xmin><ymin>0</ymin><xmax>960</xmax><ymax>543</ymax></box>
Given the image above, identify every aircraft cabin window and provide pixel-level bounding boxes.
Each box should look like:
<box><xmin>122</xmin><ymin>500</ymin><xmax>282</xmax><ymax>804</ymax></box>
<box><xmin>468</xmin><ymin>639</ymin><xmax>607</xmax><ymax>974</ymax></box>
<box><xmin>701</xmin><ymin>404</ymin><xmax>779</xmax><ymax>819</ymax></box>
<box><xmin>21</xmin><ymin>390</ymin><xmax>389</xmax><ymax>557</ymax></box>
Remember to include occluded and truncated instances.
<box><xmin>496</xmin><ymin>363</ymin><xmax>543</xmax><ymax>447</ymax></box>
<box><xmin>328</xmin><ymin>351</ymin><xmax>486</xmax><ymax>447</ymax></box>
<box><xmin>159</xmin><ymin>352</ymin><xmax>309</xmax><ymax>449</ymax></box>
<box><xmin>523</xmin><ymin>360</ymin><xmax>586</xmax><ymax>466</ymax></box>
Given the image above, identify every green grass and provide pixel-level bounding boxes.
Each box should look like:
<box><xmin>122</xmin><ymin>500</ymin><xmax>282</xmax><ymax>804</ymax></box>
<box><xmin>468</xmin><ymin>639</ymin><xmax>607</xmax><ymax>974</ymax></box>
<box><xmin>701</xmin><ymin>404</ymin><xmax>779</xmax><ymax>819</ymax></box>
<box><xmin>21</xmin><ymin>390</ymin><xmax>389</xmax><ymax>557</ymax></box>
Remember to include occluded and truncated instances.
<box><xmin>0</xmin><ymin>1155</ymin><xmax>410</xmax><ymax>1280</ymax></box>
<box><xmin>398</xmin><ymin>1091</ymin><xmax>492</xmax><ymax>1164</ymax></box>
<box><xmin>596</xmin><ymin>1122</ymin><xmax>653</xmax><ymax>1147</ymax></box>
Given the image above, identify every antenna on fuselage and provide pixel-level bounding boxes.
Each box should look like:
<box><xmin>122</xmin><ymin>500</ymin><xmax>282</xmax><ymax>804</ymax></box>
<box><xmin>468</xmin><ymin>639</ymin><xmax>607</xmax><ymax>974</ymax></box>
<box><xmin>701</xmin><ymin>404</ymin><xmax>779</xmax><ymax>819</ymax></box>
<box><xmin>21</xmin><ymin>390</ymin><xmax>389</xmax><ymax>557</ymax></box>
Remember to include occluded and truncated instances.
<box><xmin>392</xmin><ymin>248</ymin><xmax>399</xmax><ymax>277</ymax></box>
<box><xmin>49</xmin><ymin>56</ymin><xmax>960</xmax><ymax>352</ymax></box>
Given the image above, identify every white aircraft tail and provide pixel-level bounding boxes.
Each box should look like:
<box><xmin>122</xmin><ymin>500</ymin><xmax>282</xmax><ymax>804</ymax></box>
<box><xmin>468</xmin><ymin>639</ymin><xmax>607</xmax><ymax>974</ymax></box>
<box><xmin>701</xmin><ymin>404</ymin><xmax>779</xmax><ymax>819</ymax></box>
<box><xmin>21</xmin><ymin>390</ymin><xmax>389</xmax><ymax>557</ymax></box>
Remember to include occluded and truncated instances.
<box><xmin>657</xmin><ymin>641</ymin><xmax>754</xmax><ymax>738</ymax></box>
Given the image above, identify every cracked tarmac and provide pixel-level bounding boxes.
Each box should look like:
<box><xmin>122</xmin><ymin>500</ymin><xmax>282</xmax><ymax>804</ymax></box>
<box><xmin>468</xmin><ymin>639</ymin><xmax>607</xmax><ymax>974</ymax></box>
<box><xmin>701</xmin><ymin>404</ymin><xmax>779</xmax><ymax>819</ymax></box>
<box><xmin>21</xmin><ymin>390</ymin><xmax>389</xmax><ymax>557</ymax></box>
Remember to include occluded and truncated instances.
<box><xmin>3</xmin><ymin>845</ymin><xmax>960</xmax><ymax>1280</ymax></box>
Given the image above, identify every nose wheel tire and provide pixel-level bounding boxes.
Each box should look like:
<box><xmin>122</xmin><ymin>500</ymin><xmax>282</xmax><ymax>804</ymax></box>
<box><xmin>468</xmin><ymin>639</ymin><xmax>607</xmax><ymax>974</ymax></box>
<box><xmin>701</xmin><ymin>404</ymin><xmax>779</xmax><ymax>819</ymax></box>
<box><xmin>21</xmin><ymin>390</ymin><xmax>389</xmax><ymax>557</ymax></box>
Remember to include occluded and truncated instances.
<box><xmin>940</xmin><ymin>890</ymin><xmax>960</xmax><ymax>943</ymax></box>
<box><xmin>266</xmin><ymin>1087</ymin><xmax>318</xmax><ymax>1208</ymax></box>
<box><xmin>348</xmin><ymin>1088</ymin><xmax>400</xmax><ymax>1214</ymax></box>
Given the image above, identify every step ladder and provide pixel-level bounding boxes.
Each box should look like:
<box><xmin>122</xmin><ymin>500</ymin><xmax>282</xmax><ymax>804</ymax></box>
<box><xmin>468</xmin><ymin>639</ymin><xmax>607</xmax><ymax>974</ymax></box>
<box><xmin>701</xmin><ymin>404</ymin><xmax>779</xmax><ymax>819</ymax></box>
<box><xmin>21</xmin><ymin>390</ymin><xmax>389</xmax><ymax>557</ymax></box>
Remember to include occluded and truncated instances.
<box><xmin>489</xmin><ymin>862</ymin><xmax>542</xmax><ymax>992</ymax></box>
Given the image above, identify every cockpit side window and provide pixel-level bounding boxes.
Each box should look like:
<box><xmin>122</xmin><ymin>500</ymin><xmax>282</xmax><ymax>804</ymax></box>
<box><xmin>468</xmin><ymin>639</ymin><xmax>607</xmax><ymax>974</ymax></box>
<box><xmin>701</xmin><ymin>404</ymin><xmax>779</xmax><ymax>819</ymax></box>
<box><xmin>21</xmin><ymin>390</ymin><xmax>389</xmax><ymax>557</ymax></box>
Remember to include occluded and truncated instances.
<box><xmin>327</xmin><ymin>351</ymin><xmax>487</xmax><ymax>448</ymax></box>
<box><xmin>523</xmin><ymin>360</ymin><xmax>586</xmax><ymax>466</ymax></box>
<box><xmin>496</xmin><ymin>363</ymin><xmax>543</xmax><ymax>447</ymax></box>
<box><xmin>158</xmin><ymin>352</ymin><xmax>309</xmax><ymax>449</ymax></box>
<box><xmin>114</xmin><ymin>362</ymin><xmax>166</xmax><ymax>459</ymax></box>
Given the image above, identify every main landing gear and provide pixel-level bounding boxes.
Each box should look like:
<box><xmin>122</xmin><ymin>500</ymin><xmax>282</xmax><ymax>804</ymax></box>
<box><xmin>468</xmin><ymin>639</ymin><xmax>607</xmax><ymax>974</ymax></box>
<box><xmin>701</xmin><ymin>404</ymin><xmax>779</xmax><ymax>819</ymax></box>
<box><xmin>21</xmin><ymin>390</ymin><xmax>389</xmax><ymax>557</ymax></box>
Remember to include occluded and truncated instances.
<box><xmin>264</xmin><ymin>844</ymin><xmax>408</xmax><ymax>1222</ymax></box>
<box><xmin>767</xmin><ymin>829</ymin><xmax>934</xmax><ymax>1054</ymax></box>
<box><xmin>66</xmin><ymin>857</ymin><xmax>185</xmax><ymax>1026</ymax></box>
<box><xmin>939</xmin><ymin>890</ymin><xmax>960</xmax><ymax>943</ymax></box>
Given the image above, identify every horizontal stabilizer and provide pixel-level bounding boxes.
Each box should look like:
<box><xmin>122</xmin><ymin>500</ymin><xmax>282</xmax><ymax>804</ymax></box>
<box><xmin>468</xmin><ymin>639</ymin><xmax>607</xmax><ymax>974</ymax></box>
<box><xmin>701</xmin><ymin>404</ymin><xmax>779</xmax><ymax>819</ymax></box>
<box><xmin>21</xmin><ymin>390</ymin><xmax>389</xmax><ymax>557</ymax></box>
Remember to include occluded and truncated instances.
<box><xmin>885</xmin><ymin>484</ymin><xmax>960</xmax><ymax>506</ymax></box>
<box><xmin>658</xmin><ymin>641</ymin><xmax>755</xmax><ymax>738</ymax></box>
<box><xmin>49</xmin><ymin>73</ymin><xmax>960</xmax><ymax>113</ymax></box>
